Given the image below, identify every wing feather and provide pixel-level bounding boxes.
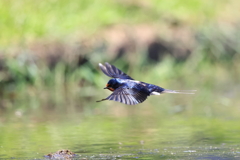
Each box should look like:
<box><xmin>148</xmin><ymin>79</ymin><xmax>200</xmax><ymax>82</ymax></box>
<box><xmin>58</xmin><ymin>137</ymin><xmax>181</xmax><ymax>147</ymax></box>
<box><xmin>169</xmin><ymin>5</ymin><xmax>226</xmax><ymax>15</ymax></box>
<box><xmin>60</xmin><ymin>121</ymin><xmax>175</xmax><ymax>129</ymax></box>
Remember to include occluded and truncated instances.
<box><xmin>99</xmin><ymin>62</ymin><xmax>133</xmax><ymax>80</ymax></box>
<box><xmin>102</xmin><ymin>85</ymin><xmax>150</xmax><ymax>105</ymax></box>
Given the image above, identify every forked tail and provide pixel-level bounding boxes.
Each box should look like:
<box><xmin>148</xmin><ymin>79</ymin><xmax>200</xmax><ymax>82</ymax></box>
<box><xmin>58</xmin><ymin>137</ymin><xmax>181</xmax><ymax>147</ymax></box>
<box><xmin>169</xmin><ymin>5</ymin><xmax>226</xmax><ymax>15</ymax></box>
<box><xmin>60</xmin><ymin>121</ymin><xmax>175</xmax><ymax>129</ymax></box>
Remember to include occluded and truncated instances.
<box><xmin>162</xmin><ymin>89</ymin><xmax>196</xmax><ymax>94</ymax></box>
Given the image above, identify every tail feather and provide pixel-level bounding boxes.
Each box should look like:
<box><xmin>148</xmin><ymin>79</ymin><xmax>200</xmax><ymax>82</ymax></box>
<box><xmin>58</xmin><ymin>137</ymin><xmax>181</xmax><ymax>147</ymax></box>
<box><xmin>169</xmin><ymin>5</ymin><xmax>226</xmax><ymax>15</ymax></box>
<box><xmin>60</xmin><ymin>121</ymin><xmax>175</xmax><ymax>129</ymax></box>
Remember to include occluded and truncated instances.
<box><xmin>162</xmin><ymin>89</ymin><xmax>196</xmax><ymax>94</ymax></box>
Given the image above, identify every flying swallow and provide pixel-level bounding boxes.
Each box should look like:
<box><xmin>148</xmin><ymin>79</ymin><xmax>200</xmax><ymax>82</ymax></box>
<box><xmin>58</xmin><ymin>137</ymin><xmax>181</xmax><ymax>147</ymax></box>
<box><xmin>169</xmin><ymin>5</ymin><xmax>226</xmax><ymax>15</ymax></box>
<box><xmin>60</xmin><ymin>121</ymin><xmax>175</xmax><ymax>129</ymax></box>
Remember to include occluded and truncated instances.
<box><xmin>97</xmin><ymin>62</ymin><xmax>195</xmax><ymax>105</ymax></box>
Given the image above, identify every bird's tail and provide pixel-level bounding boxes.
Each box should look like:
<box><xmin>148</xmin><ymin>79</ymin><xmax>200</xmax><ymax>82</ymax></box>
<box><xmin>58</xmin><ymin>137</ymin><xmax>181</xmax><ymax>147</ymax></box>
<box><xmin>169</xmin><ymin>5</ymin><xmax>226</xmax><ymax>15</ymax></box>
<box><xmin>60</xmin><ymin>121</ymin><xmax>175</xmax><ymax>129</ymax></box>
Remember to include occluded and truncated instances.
<box><xmin>162</xmin><ymin>89</ymin><xmax>196</xmax><ymax>94</ymax></box>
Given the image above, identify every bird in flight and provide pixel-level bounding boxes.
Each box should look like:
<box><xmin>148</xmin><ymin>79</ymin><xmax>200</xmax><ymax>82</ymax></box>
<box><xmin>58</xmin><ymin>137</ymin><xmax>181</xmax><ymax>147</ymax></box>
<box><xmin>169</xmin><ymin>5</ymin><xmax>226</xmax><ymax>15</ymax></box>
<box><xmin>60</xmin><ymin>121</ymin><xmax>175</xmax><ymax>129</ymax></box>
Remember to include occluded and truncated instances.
<box><xmin>97</xmin><ymin>62</ymin><xmax>195</xmax><ymax>105</ymax></box>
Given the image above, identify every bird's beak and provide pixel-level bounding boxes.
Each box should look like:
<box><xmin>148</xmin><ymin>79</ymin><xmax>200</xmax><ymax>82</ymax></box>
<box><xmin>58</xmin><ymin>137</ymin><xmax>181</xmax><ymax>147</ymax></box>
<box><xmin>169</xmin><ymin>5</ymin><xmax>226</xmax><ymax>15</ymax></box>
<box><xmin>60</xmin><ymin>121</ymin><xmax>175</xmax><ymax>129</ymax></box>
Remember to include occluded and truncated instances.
<box><xmin>104</xmin><ymin>84</ymin><xmax>110</xmax><ymax>89</ymax></box>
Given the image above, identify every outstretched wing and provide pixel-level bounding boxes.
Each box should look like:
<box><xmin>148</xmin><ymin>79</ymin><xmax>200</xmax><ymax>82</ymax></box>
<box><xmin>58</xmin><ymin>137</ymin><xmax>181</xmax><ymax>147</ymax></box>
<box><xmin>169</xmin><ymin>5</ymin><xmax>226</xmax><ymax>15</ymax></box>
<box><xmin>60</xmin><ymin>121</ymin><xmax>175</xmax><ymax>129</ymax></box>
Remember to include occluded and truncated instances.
<box><xmin>97</xmin><ymin>85</ymin><xmax>150</xmax><ymax>105</ymax></box>
<box><xmin>99</xmin><ymin>62</ymin><xmax>133</xmax><ymax>80</ymax></box>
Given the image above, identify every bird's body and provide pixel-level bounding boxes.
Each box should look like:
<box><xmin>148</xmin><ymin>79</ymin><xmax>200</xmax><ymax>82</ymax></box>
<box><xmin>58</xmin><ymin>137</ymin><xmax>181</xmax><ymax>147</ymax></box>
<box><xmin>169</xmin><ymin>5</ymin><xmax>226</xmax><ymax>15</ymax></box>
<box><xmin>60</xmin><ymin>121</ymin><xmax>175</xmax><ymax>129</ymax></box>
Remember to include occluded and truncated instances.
<box><xmin>97</xmin><ymin>62</ymin><xmax>195</xmax><ymax>105</ymax></box>
<box><xmin>107</xmin><ymin>78</ymin><xmax>164</xmax><ymax>94</ymax></box>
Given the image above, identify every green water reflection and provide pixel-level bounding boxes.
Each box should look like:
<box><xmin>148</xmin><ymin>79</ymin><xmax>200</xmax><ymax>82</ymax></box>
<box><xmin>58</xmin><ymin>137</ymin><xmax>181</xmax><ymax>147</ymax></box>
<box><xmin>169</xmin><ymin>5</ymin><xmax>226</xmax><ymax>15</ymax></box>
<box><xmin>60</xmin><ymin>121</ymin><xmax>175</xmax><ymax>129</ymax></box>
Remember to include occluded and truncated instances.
<box><xmin>1</xmin><ymin>99</ymin><xmax>240</xmax><ymax>159</ymax></box>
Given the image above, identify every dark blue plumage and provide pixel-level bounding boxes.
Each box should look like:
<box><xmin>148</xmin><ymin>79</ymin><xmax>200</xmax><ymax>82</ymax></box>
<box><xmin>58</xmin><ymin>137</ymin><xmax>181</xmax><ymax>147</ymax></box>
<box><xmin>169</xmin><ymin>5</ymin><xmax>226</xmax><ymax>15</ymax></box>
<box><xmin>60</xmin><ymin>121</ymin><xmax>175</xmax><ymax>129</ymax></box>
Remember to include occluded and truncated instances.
<box><xmin>97</xmin><ymin>62</ymin><xmax>195</xmax><ymax>105</ymax></box>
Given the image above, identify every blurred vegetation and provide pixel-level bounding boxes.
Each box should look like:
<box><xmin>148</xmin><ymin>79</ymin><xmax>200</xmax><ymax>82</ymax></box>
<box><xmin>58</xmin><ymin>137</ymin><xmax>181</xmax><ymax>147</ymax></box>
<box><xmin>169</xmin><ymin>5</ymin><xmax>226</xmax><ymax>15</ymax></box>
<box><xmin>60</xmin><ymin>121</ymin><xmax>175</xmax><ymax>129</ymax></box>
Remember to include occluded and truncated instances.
<box><xmin>0</xmin><ymin>0</ymin><xmax>239</xmax><ymax>116</ymax></box>
<box><xmin>0</xmin><ymin>0</ymin><xmax>226</xmax><ymax>46</ymax></box>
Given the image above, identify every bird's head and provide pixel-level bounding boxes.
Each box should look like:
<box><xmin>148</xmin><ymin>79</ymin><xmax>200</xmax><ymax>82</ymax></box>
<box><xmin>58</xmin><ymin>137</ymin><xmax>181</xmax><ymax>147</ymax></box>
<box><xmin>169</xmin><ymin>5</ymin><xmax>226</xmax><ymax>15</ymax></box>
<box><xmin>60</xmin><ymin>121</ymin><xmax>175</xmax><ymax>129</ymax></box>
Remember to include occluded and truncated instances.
<box><xmin>104</xmin><ymin>79</ymin><xmax>120</xmax><ymax>91</ymax></box>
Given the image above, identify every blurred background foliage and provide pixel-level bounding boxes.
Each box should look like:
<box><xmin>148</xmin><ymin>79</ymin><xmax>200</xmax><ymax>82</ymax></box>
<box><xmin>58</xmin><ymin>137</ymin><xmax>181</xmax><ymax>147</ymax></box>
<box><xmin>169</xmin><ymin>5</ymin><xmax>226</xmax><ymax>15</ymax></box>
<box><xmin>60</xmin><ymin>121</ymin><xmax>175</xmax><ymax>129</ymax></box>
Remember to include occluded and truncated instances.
<box><xmin>0</xmin><ymin>0</ymin><xmax>240</xmax><ymax>158</ymax></box>
<box><xmin>0</xmin><ymin>0</ymin><xmax>239</xmax><ymax>115</ymax></box>
<box><xmin>0</xmin><ymin>0</ymin><xmax>239</xmax><ymax>114</ymax></box>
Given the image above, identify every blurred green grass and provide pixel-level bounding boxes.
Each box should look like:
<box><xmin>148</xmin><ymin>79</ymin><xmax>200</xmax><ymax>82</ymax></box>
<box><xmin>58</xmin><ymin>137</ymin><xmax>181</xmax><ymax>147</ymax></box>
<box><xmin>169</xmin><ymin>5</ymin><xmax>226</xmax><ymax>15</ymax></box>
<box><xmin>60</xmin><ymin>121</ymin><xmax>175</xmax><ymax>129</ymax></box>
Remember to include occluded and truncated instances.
<box><xmin>0</xmin><ymin>0</ymin><xmax>228</xmax><ymax>46</ymax></box>
<box><xmin>0</xmin><ymin>0</ymin><xmax>239</xmax><ymax>118</ymax></box>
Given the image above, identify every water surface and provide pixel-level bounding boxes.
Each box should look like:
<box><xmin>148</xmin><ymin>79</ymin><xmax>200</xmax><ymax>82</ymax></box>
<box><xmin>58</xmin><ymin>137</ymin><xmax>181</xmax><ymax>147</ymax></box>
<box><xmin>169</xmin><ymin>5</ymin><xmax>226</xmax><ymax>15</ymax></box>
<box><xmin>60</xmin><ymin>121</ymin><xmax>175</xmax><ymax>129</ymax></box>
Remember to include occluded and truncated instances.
<box><xmin>1</xmin><ymin>99</ymin><xmax>240</xmax><ymax>159</ymax></box>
